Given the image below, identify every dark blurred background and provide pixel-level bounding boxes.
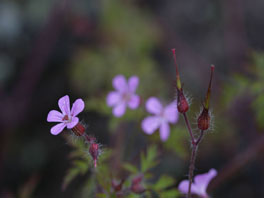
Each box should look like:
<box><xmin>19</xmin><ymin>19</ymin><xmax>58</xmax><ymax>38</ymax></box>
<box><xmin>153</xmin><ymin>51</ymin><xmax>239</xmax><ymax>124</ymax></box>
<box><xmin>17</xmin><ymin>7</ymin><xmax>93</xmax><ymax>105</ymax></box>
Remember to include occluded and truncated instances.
<box><xmin>1</xmin><ymin>0</ymin><xmax>264</xmax><ymax>197</ymax></box>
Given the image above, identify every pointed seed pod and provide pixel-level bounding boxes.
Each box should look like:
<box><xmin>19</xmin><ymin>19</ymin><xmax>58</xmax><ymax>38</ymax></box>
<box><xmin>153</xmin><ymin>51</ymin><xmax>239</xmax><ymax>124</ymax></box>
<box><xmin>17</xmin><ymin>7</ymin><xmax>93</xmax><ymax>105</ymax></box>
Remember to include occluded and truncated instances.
<box><xmin>197</xmin><ymin>65</ymin><xmax>214</xmax><ymax>130</ymax></box>
<box><xmin>89</xmin><ymin>143</ymin><xmax>99</xmax><ymax>167</ymax></box>
<box><xmin>198</xmin><ymin>108</ymin><xmax>210</xmax><ymax>130</ymax></box>
<box><xmin>177</xmin><ymin>89</ymin><xmax>189</xmax><ymax>113</ymax></box>
<box><xmin>171</xmin><ymin>49</ymin><xmax>189</xmax><ymax>113</ymax></box>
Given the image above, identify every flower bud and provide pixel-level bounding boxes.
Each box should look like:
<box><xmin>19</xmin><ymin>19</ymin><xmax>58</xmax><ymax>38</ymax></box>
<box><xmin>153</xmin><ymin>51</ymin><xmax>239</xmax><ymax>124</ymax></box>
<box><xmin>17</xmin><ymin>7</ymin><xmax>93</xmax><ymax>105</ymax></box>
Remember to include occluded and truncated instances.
<box><xmin>177</xmin><ymin>89</ymin><xmax>189</xmax><ymax>113</ymax></box>
<box><xmin>197</xmin><ymin>65</ymin><xmax>214</xmax><ymax>130</ymax></box>
<box><xmin>89</xmin><ymin>143</ymin><xmax>99</xmax><ymax>167</ymax></box>
<box><xmin>130</xmin><ymin>174</ymin><xmax>145</xmax><ymax>194</ymax></box>
<box><xmin>171</xmin><ymin>49</ymin><xmax>189</xmax><ymax>113</ymax></box>
<box><xmin>71</xmin><ymin>122</ymin><xmax>85</xmax><ymax>136</ymax></box>
<box><xmin>112</xmin><ymin>179</ymin><xmax>124</xmax><ymax>192</ymax></box>
<box><xmin>197</xmin><ymin>108</ymin><xmax>210</xmax><ymax>130</ymax></box>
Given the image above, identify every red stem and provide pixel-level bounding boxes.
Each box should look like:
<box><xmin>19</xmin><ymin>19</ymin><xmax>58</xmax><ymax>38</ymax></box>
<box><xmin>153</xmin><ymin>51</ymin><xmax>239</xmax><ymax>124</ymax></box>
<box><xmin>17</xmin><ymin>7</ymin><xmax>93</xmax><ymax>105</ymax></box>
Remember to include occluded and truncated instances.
<box><xmin>187</xmin><ymin>130</ymin><xmax>205</xmax><ymax>198</ymax></box>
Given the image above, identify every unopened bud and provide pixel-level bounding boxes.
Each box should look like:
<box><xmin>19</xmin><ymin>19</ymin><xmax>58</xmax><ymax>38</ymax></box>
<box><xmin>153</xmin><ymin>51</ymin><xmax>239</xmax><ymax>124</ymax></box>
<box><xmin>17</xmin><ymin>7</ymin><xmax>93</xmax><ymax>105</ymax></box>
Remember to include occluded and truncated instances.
<box><xmin>112</xmin><ymin>179</ymin><xmax>124</xmax><ymax>192</ymax></box>
<box><xmin>89</xmin><ymin>143</ymin><xmax>99</xmax><ymax>168</ymax></box>
<box><xmin>171</xmin><ymin>48</ymin><xmax>189</xmax><ymax>113</ymax></box>
<box><xmin>197</xmin><ymin>65</ymin><xmax>214</xmax><ymax>130</ymax></box>
<box><xmin>130</xmin><ymin>174</ymin><xmax>145</xmax><ymax>194</ymax></box>
<box><xmin>171</xmin><ymin>48</ymin><xmax>182</xmax><ymax>90</ymax></box>
<box><xmin>197</xmin><ymin>108</ymin><xmax>210</xmax><ymax>130</ymax></box>
<box><xmin>177</xmin><ymin>89</ymin><xmax>189</xmax><ymax>113</ymax></box>
<box><xmin>71</xmin><ymin>122</ymin><xmax>85</xmax><ymax>136</ymax></box>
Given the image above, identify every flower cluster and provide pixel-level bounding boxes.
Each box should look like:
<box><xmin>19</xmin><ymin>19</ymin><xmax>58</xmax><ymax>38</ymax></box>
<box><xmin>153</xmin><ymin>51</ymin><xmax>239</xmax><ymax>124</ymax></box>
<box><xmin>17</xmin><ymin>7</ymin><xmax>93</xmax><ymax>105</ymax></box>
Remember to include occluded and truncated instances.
<box><xmin>46</xmin><ymin>57</ymin><xmax>216</xmax><ymax>197</ymax></box>
<box><xmin>107</xmin><ymin>74</ymin><xmax>179</xmax><ymax>141</ymax></box>
<box><xmin>47</xmin><ymin>95</ymin><xmax>99</xmax><ymax>167</ymax></box>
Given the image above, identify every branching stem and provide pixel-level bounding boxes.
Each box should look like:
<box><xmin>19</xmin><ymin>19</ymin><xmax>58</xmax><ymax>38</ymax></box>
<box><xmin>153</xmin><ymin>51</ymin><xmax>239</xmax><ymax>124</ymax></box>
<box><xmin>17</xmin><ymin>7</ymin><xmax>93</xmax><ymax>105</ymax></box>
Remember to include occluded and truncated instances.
<box><xmin>183</xmin><ymin>112</ymin><xmax>205</xmax><ymax>198</ymax></box>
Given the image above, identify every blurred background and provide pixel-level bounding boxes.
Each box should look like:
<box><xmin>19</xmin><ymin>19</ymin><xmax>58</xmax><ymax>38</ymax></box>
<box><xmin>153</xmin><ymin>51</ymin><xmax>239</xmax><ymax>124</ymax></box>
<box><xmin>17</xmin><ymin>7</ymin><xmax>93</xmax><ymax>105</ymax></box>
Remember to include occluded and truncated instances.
<box><xmin>1</xmin><ymin>0</ymin><xmax>264</xmax><ymax>197</ymax></box>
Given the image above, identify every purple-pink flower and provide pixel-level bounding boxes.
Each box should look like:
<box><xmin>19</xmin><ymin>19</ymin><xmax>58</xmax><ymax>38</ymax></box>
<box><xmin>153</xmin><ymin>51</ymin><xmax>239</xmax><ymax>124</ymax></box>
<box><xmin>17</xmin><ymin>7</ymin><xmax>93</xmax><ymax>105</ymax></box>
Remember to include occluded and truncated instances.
<box><xmin>107</xmin><ymin>75</ymin><xmax>140</xmax><ymax>117</ymax></box>
<box><xmin>178</xmin><ymin>169</ymin><xmax>217</xmax><ymax>198</ymax></box>
<box><xmin>141</xmin><ymin>97</ymin><xmax>179</xmax><ymax>141</ymax></box>
<box><xmin>47</xmin><ymin>95</ymin><xmax>85</xmax><ymax>135</ymax></box>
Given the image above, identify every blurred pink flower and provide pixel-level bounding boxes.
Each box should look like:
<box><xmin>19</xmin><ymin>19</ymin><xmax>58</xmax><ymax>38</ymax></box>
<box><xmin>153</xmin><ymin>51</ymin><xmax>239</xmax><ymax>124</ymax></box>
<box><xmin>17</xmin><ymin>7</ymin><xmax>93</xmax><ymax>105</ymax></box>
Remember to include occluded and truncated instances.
<box><xmin>47</xmin><ymin>95</ymin><xmax>85</xmax><ymax>135</ymax></box>
<box><xmin>141</xmin><ymin>97</ymin><xmax>178</xmax><ymax>141</ymax></box>
<box><xmin>178</xmin><ymin>169</ymin><xmax>217</xmax><ymax>198</ymax></box>
<box><xmin>107</xmin><ymin>75</ymin><xmax>140</xmax><ymax>117</ymax></box>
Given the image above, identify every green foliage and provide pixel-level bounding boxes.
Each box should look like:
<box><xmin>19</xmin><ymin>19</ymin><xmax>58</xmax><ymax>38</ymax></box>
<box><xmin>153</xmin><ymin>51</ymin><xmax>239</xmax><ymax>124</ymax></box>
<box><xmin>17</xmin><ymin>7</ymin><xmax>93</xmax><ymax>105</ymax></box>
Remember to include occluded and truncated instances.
<box><xmin>62</xmin><ymin>135</ymin><xmax>112</xmax><ymax>191</ymax></box>
<box><xmin>123</xmin><ymin>163</ymin><xmax>138</xmax><ymax>174</ymax></box>
<box><xmin>62</xmin><ymin>135</ymin><xmax>92</xmax><ymax>190</ymax></box>
<box><xmin>123</xmin><ymin>146</ymin><xmax>180</xmax><ymax>198</ymax></box>
<box><xmin>150</xmin><ymin>175</ymin><xmax>180</xmax><ymax>198</ymax></box>
<box><xmin>153</xmin><ymin>175</ymin><xmax>175</xmax><ymax>190</ymax></box>
<box><xmin>163</xmin><ymin>126</ymin><xmax>189</xmax><ymax>158</ymax></box>
<box><xmin>222</xmin><ymin>52</ymin><xmax>264</xmax><ymax>129</ymax></box>
<box><xmin>140</xmin><ymin>145</ymin><xmax>159</xmax><ymax>173</ymax></box>
<box><xmin>69</xmin><ymin>0</ymin><xmax>168</xmax><ymax>136</ymax></box>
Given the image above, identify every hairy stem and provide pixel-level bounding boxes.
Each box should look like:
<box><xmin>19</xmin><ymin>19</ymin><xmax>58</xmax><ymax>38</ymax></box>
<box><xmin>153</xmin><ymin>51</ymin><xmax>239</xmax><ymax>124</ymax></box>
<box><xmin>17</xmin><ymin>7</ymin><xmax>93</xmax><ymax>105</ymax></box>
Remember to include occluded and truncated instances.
<box><xmin>183</xmin><ymin>113</ymin><xmax>195</xmax><ymax>145</ymax></box>
<box><xmin>187</xmin><ymin>130</ymin><xmax>204</xmax><ymax>198</ymax></box>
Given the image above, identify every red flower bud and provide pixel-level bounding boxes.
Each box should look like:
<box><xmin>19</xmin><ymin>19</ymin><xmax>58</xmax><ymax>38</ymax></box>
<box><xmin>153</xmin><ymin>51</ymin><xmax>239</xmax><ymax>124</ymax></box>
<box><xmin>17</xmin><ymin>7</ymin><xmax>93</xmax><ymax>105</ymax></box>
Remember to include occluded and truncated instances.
<box><xmin>197</xmin><ymin>65</ymin><xmax>214</xmax><ymax>130</ymax></box>
<box><xmin>177</xmin><ymin>89</ymin><xmax>189</xmax><ymax>113</ymax></box>
<box><xmin>171</xmin><ymin>49</ymin><xmax>189</xmax><ymax>113</ymax></box>
<box><xmin>112</xmin><ymin>179</ymin><xmax>125</xmax><ymax>192</ymax></box>
<box><xmin>89</xmin><ymin>143</ymin><xmax>99</xmax><ymax>168</ymax></box>
<box><xmin>197</xmin><ymin>108</ymin><xmax>210</xmax><ymax>130</ymax></box>
<box><xmin>130</xmin><ymin>174</ymin><xmax>145</xmax><ymax>194</ymax></box>
<box><xmin>71</xmin><ymin>122</ymin><xmax>85</xmax><ymax>136</ymax></box>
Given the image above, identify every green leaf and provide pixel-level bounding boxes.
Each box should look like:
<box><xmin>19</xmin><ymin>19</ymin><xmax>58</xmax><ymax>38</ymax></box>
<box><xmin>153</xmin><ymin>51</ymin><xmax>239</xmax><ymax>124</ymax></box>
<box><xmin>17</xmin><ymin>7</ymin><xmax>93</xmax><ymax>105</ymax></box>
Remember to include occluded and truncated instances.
<box><xmin>163</xmin><ymin>126</ymin><xmax>188</xmax><ymax>158</ymax></box>
<box><xmin>160</xmin><ymin>189</ymin><xmax>180</xmax><ymax>198</ymax></box>
<box><xmin>96</xmin><ymin>193</ymin><xmax>108</xmax><ymax>198</ymax></box>
<box><xmin>252</xmin><ymin>94</ymin><xmax>264</xmax><ymax>129</ymax></box>
<box><xmin>123</xmin><ymin>163</ymin><xmax>138</xmax><ymax>173</ymax></box>
<box><xmin>153</xmin><ymin>175</ymin><xmax>175</xmax><ymax>191</ymax></box>
<box><xmin>62</xmin><ymin>167</ymin><xmax>80</xmax><ymax>190</ymax></box>
<box><xmin>140</xmin><ymin>145</ymin><xmax>158</xmax><ymax>172</ymax></box>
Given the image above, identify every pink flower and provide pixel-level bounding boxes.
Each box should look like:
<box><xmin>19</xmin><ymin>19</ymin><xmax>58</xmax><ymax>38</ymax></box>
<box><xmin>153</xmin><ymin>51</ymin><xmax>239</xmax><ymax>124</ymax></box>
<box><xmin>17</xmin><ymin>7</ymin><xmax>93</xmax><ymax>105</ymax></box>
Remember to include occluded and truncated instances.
<box><xmin>178</xmin><ymin>169</ymin><xmax>217</xmax><ymax>198</ymax></box>
<box><xmin>47</xmin><ymin>95</ymin><xmax>85</xmax><ymax>135</ymax></box>
<box><xmin>141</xmin><ymin>97</ymin><xmax>179</xmax><ymax>141</ymax></box>
<box><xmin>106</xmin><ymin>75</ymin><xmax>140</xmax><ymax>117</ymax></box>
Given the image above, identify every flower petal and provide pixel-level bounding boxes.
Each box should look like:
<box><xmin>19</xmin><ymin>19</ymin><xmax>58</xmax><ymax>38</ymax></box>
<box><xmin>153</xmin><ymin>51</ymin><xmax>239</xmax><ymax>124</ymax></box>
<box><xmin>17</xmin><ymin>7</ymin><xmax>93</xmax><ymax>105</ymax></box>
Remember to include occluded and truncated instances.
<box><xmin>160</xmin><ymin>122</ymin><xmax>170</xmax><ymax>141</ymax></box>
<box><xmin>50</xmin><ymin>123</ymin><xmax>66</xmax><ymax>135</ymax></box>
<box><xmin>141</xmin><ymin>116</ymin><xmax>161</xmax><ymax>135</ymax></box>
<box><xmin>127</xmin><ymin>95</ymin><xmax>140</xmax><ymax>109</ymax></box>
<box><xmin>47</xmin><ymin>110</ymin><xmax>63</xmax><ymax>122</ymax></box>
<box><xmin>164</xmin><ymin>101</ymin><xmax>179</xmax><ymax>123</ymax></box>
<box><xmin>178</xmin><ymin>180</ymin><xmax>202</xmax><ymax>196</ymax></box>
<box><xmin>128</xmin><ymin>76</ymin><xmax>139</xmax><ymax>93</ymax></box>
<box><xmin>193</xmin><ymin>169</ymin><xmax>217</xmax><ymax>196</ymax></box>
<box><xmin>58</xmin><ymin>95</ymin><xmax>70</xmax><ymax>115</ymax></box>
<box><xmin>113</xmin><ymin>103</ymin><xmax>126</xmax><ymax>117</ymax></box>
<box><xmin>113</xmin><ymin>75</ymin><xmax>127</xmax><ymax>92</ymax></box>
<box><xmin>71</xmin><ymin>99</ymin><xmax>85</xmax><ymax>117</ymax></box>
<box><xmin>178</xmin><ymin>180</ymin><xmax>189</xmax><ymax>194</ymax></box>
<box><xmin>145</xmin><ymin>97</ymin><xmax>163</xmax><ymax>115</ymax></box>
<box><xmin>106</xmin><ymin>91</ymin><xmax>121</xmax><ymax>107</ymax></box>
<box><xmin>66</xmin><ymin>117</ymin><xmax>79</xmax><ymax>129</ymax></box>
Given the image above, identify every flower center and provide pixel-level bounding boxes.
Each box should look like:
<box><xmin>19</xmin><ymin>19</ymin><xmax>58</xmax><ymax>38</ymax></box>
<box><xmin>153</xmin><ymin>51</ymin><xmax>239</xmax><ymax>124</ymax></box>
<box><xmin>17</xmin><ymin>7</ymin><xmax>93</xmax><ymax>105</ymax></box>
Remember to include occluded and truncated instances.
<box><xmin>160</xmin><ymin>110</ymin><xmax>167</xmax><ymax>122</ymax></box>
<box><xmin>122</xmin><ymin>92</ymin><xmax>131</xmax><ymax>102</ymax></box>
<box><xmin>62</xmin><ymin>115</ymin><xmax>71</xmax><ymax>123</ymax></box>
